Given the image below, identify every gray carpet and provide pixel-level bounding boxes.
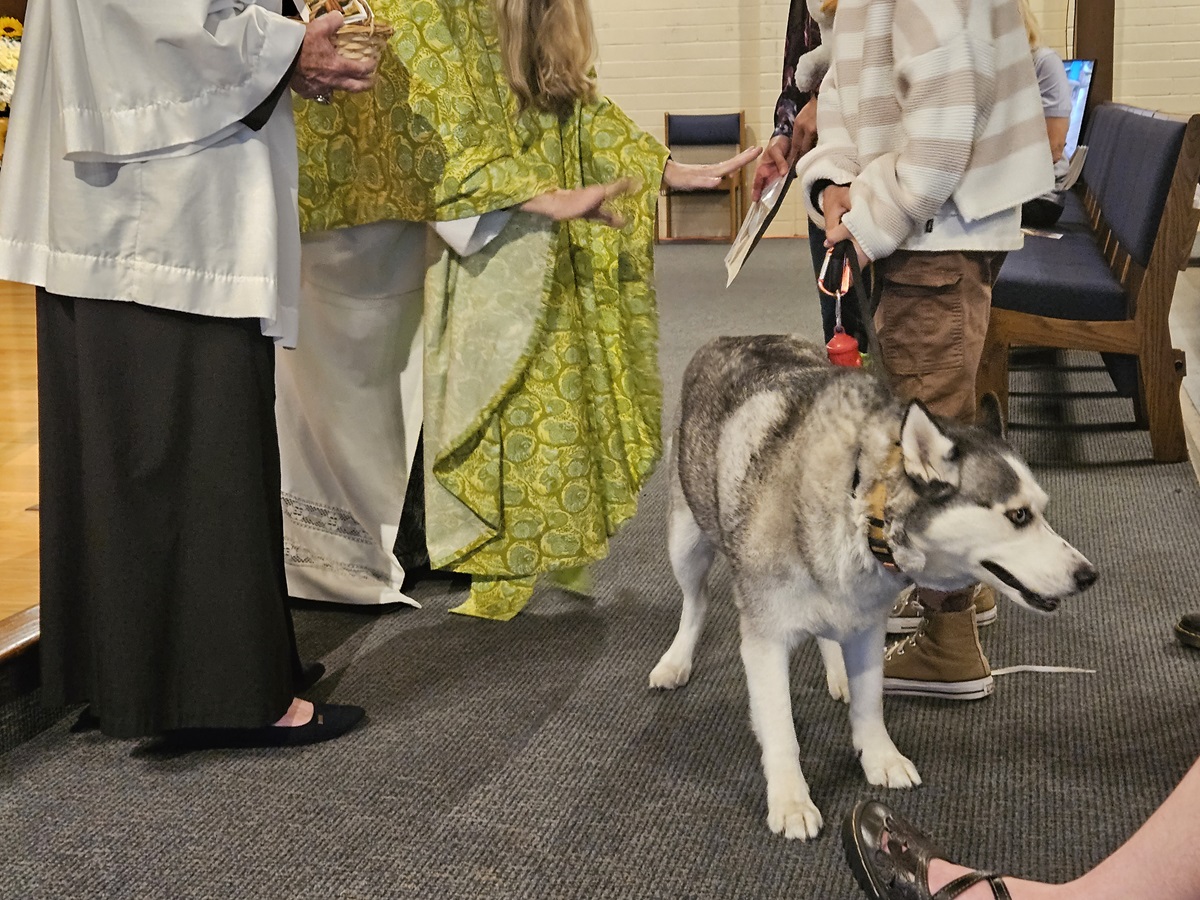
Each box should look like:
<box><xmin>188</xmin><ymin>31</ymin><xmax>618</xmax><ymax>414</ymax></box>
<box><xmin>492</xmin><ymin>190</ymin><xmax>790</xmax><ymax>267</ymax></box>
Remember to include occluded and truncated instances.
<box><xmin>4</xmin><ymin>240</ymin><xmax>1200</xmax><ymax>899</ymax></box>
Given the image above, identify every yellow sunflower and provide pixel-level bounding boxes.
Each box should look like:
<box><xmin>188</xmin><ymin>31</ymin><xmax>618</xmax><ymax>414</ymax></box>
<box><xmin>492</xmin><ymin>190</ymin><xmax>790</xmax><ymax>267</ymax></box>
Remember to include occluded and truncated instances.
<box><xmin>0</xmin><ymin>18</ymin><xmax>21</xmax><ymax>39</ymax></box>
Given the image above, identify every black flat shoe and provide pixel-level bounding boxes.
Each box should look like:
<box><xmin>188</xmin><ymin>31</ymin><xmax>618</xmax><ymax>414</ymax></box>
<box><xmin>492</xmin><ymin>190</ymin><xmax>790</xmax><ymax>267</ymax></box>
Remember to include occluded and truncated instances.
<box><xmin>70</xmin><ymin>707</ymin><xmax>101</xmax><ymax>733</ymax></box>
<box><xmin>163</xmin><ymin>703</ymin><xmax>366</xmax><ymax>750</ymax></box>
<box><xmin>1175</xmin><ymin>613</ymin><xmax>1200</xmax><ymax>650</ymax></box>
<box><xmin>401</xmin><ymin>563</ymin><xmax>472</xmax><ymax>591</ymax></box>
<box><xmin>842</xmin><ymin>800</ymin><xmax>1011</xmax><ymax>899</ymax></box>
<box><xmin>298</xmin><ymin>661</ymin><xmax>326</xmax><ymax>691</ymax></box>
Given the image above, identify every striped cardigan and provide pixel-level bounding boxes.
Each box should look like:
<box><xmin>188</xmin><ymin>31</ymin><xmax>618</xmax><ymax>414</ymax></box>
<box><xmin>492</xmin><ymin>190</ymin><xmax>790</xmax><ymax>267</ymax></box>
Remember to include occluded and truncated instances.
<box><xmin>795</xmin><ymin>0</ymin><xmax>1054</xmax><ymax>261</ymax></box>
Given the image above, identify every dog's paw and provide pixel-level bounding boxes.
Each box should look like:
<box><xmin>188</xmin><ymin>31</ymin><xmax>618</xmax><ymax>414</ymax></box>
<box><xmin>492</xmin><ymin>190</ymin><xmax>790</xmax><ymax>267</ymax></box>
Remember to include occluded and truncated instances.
<box><xmin>860</xmin><ymin>747</ymin><xmax>922</xmax><ymax>790</ymax></box>
<box><xmin>825</xmin><ymin>667</ymin><xmax>850</xmax><ymax>704</ymax></box>
<box><xmin>816</xmin><ymin>639</ymin><xmax>850</xmax><ymax>704</ymax></box>
<box><xmin>648</xmin><ymin>656</ymin><xmax>692</xmax><ymax>690</ymax></box>
<box><xmin>766</xmin><ymin>794</ymin><xmax>824</xmax><ymax>841</ymax></box>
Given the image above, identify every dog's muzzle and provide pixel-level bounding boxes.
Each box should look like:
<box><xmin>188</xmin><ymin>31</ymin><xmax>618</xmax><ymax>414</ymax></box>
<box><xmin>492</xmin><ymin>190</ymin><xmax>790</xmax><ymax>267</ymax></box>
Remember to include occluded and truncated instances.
<box><xmin>980</xmin><ymin>560</ymin><xmax>1097</xmax><ymax>612</ymax></box>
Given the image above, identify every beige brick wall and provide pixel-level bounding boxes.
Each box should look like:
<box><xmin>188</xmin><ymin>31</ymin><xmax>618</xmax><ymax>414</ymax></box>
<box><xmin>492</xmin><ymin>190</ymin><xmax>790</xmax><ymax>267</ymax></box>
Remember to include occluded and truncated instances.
<box><xmin>1115</xmin><ymin>0</ymin><xmax>1200</xmax><ymax>114</ymax></box>
<box><xmin>591</xmin><ymin>0</ymin><xmax>1198</xmax><ymax>237</ymax></box>
<box><xmin>593</xmin><ymin>0</ymin><xmax>799</xmax><ymax>235</ymax></box>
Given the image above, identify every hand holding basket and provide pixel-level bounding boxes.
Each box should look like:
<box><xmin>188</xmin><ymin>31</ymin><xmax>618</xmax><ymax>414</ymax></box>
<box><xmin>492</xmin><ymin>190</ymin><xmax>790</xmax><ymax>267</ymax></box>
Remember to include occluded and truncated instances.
<box><xmin>307</xmin><ymin>0</ymin><xmax>394</xmax><ymax>64</ymax></box>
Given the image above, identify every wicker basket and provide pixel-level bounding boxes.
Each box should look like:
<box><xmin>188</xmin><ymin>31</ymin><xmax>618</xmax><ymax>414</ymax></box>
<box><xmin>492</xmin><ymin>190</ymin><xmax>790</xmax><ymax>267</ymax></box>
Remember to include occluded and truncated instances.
<box><xmin>333</xmin><ymin>18</ymin><xmax>394</xmax><ymax>63</ymax></box>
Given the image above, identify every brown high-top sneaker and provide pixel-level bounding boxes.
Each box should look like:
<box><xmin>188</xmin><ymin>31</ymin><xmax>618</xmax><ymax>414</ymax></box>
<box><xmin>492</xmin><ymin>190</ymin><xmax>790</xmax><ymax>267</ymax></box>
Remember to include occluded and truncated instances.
<box><xmin>972</xmin><ymin>583</ymin><xmax>997</xmax><ymax>627</ymax></box>
<box><xmin>883</xmin><ymin>607</ymin><xmax>993</xmax><ymax>700</ymax></box>
<box><xmin>887</xmin><ymin>583</ymin><xmax>997</xmax><ymax>635</ymax></box>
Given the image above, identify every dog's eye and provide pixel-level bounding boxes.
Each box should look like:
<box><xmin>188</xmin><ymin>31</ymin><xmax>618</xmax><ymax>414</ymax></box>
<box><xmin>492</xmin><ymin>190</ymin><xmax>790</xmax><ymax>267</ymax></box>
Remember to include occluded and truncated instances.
<box><xmin>1006</xmin><ymin>507</ymin><xmax>1033</xmax><ymax>528</ymax></box>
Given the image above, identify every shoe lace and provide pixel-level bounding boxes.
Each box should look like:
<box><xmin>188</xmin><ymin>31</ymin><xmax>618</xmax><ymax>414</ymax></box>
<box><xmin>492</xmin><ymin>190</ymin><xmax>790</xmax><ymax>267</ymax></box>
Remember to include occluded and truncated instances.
<box><xmin>885</xmin><ymin>621</ymin><xmax>928</xmax><ymax>659</ymax></box>
<box><xmin>891</xmin><ymin>586</ymin><xmax>919</xmax><ymax>617</ymax></box>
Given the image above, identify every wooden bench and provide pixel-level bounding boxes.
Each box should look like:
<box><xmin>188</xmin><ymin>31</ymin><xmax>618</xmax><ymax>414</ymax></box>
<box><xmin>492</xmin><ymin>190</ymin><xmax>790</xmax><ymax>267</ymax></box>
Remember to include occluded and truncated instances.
<box><xmin>977</xmin><ymin>103</ymin><xmax>1200</xmax><ymax>462</ymax></box>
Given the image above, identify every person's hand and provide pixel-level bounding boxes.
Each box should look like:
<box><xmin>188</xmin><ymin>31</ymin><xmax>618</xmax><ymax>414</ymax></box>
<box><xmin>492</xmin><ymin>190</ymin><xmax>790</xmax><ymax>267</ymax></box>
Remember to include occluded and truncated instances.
<box><xmin>752</xmin><ymin>135</ymin><xmax>792</xmax><ymax>202</ymax></box>
<box><xmin>821</xmin><ymin>184</ymin><xmax>852</xmax><ymax>234</ymax></box>
<box><xmin>824</xmin><ymin>222</ymin><xmax>870</xmax><ymax>268</ymax></box>
<box><xmin>520</xmin><ymin>178</ymin><xmax>637</xmax><ymax>228</ymax></box>
<box><xmin>821</xmin><ymin>184</ymin><xmax>869</xmax><ymax>267</ymax></box>
<box><xmin>752</xmin><ymin>97</ymin><xmax>820</xmax><ymax>202</ymax></box>
<box><xmin>792</xmin><ymin>96</ymin><xmax>819</xmax><ymax>157</ymax></box>
<box><xmin>663</xmin><ymin>146</ymin><xmax>763</xmax><ymax>191</ymax></box>
<box><xmin>290</xmin><ymin>12</ymin><xmax>379</xmax><ymax>100</ymax></box>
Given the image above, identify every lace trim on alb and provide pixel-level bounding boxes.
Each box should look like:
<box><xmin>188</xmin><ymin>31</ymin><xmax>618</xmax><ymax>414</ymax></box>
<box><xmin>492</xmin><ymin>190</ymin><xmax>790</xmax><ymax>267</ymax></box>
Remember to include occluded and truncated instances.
<box><xmin>282</xmin><ymin>492</ymin><xmax>373</xmax><ymax>544</ymax></box>
<box><xmin>283</xmin><ymin>538</ymin><xmax>390</xmax><ymax>583</ymax></box>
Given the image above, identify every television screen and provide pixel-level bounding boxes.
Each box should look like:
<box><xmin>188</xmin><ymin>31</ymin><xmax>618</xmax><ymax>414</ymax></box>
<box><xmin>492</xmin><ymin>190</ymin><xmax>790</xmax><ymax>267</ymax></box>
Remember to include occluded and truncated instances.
<box><xmin>1063</xmin><ymin>59</ymin><xmax>1095</xmax><ymax>158</ymax></box>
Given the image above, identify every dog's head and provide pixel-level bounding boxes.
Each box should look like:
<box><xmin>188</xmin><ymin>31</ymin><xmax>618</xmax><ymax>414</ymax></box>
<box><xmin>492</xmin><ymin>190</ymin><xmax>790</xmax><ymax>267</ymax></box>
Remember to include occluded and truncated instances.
<box><xmin>887</xmin><ymin>397</ymin><xmax>1097</xmax><ymax>613</ymax></box>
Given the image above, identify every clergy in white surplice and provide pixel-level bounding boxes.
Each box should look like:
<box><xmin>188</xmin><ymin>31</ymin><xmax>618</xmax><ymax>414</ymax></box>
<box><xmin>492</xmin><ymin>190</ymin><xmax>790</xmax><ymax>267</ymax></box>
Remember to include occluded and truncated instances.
<box><xmin>0</xmin><ymin>0</ymin><xmax>375</xmax><ymax>743</ymax></box>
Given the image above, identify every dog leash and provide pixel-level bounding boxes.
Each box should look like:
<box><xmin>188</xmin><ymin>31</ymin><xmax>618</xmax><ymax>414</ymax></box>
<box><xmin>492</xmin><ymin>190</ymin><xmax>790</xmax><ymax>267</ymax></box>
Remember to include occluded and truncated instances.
<box><xmin>817</xmin><ymin>240</ymin><xmax>885</xmax><ymax>369</ymax></box>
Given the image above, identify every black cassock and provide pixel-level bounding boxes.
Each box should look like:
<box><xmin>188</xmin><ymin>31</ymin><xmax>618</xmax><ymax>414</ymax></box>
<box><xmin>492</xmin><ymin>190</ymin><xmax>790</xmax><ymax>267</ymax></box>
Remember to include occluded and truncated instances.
<box><xmin>36</xmin><ymin>289</ymin><xmax>302</xmax><ymax>738</ymax></box>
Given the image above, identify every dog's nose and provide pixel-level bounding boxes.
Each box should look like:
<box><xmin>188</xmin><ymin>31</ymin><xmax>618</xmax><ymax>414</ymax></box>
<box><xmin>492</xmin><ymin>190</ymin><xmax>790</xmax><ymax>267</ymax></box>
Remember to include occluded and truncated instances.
<box><xmin>1074</xmin><ymin>564</ymin><xmax>1098</xmax><ymax>592</ymax></box>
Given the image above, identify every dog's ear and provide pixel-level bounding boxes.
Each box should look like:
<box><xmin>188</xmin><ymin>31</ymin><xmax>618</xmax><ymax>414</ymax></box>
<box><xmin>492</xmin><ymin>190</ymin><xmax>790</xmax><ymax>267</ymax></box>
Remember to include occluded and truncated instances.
<box><xmin>976</xmin><ymin>392</ymin><xmax>1006</xmax><ymax>440</ymax></box>
<box><xmin>900</xmin><ymin>401</ymin><xmax>960</xmax><ymax>494</ymax></box>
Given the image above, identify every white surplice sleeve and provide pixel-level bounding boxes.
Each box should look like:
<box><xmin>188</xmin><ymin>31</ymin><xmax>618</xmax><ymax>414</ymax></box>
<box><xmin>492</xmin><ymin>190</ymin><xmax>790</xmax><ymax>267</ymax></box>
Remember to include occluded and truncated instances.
<box><xmin>50</xmin><ymin>0</ymin><xmax>305</xmax><ymax>163</ymax></box>
<box><xmin>431</xmin><ymin>210</ymin><xmax>514</xmax><ymax>257</ymax></box>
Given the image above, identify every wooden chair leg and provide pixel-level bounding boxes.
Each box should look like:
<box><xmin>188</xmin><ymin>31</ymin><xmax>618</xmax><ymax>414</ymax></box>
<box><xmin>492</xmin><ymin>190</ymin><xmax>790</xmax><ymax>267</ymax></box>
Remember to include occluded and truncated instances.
<box><xmin>1132</xmin><ymin>379</ymin><xmax>1149</xmax><ymax>429</ymax></box>
<box><xmin>1140</xmin><ymin>340</ymin><xmax>1188</xmax><ymax>463</ymax></box>
<box><xmin>976</xmin><ymin>321</ymin><xmax>1012</xmax><ymax>423</ymax></box>
<box><xmin>728</xmin><ymin>185</ymin><xmax>736</xmax><ymax>241</ymax></box>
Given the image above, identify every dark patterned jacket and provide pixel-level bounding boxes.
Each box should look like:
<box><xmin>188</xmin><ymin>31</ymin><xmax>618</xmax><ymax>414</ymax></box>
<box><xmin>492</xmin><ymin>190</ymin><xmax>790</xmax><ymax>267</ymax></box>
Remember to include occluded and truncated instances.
<box><xmin>772</xmin><ymin>0</ymin><xmax>823</xmax><ymax>139</ymax></box>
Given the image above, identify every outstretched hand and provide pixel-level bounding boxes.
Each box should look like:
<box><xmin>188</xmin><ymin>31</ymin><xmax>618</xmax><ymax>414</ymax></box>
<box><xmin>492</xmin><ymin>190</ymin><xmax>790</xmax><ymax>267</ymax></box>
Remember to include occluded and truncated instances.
<box><xmin>663</xmin><ymin>146</ymin><xmax>763</xmax><ymax>191</ymax></box>
<box><xmin>520</xmin><ymin>177</ymin><xmax>638</xmax><ymax>228</ymax></box>
<box><xmin>290</xmin><ymin>12</ymin><xmax>379</xmax><ymax>100</ymax></box>
<box><xmin>752</xmin><ymin>135</ymin><xmax>793</xmax><ymax>201</ymax></box>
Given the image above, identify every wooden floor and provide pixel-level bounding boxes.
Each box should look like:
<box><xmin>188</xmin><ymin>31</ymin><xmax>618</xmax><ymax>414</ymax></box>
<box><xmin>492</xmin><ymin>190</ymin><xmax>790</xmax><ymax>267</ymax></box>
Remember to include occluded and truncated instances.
<box><xmin>0</xmin><ymin>279</ymin><xmax>38</xmax><ymax>623</ymax></box>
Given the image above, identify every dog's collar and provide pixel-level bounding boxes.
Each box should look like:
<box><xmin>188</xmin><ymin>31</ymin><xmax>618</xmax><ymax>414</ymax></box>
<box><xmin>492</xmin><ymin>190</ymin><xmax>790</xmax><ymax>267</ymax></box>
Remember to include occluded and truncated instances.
<box><xmin>857</xmin><ymin>444</ymin><xmax>906</xmax><ymax>577</ymax></box>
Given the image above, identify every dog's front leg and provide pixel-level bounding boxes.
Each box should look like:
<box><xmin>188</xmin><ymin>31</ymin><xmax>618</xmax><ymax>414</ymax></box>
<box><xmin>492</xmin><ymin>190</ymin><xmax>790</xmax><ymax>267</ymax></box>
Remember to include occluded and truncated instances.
<box><xmin>841</xmin><ymin>624</ymin><xmax>922</xmax><ymax>789</ymax></box>
<box><xmin>739</xmin><ymin>627</ymin><xmax>823</xmax><ymax>840</ymax></box>
<box><xmin>816</xmin><ymin>637</ymin><xmax>850</xmax><ymax>702</ymax></box>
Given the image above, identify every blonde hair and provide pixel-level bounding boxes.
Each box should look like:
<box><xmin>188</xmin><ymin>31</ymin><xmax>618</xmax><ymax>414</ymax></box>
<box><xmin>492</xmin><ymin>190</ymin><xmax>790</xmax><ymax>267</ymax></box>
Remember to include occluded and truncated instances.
<box><xmin>493</xmin><ymin>0</ymin><xmax>598</xmax><ymax>116</ymax></box>
<box><xmin>1015</xmin><ymin>0</ymin><xmax>1042</xmax><ymax>47</ymax></box>
<box><xmin>820</xmin><ymin>0</ymin><xmax>837</xmax><ymax>15</ymax></box>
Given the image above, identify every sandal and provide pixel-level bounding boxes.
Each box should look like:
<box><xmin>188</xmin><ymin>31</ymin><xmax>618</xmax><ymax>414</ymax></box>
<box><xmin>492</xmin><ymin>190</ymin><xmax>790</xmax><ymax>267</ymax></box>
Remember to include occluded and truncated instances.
<box><xmin>842</xmin><ymin>800</ymin><xmax>1012</xmax><ymax>899</ymax></box>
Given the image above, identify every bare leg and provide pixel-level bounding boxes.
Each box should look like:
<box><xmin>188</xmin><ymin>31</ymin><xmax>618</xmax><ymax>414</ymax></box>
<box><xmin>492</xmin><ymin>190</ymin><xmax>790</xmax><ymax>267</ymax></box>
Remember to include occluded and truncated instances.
<box><xmin>927</xmin><ymin>755</ymin><xmax>1200</xmax><ymax>899</ymax></box>
<box><xmin>273</xmin><ymin>699</ymin><xmax>314</xmax><ymax>727</ymax></box>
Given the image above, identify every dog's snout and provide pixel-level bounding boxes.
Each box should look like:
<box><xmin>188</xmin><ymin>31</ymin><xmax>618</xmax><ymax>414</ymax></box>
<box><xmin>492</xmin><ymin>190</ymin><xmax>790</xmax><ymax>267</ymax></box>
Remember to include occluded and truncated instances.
<box><xmin>1074</xmin><ymin>564</ymin><xmax>1098</xmax><ymax>592</ymax></box>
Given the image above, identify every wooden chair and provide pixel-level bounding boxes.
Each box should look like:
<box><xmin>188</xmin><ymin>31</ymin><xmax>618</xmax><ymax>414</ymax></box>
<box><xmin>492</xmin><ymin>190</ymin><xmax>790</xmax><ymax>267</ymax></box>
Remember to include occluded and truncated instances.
<box><xmin>977</xmin><ymin>104</ymin><xmax>1200</xmax><ymax>462</ymax></box>
<box><xmin>659</xmin><ymin>111</ymin><xmax>746</xmax><ymax>243</ymax></box>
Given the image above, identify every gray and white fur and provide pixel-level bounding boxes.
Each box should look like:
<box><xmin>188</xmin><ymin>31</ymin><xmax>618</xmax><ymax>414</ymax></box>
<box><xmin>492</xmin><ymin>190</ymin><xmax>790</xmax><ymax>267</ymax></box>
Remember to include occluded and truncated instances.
<box><xmin>649</xmin><ymin>335</ymin><xmax>1096</xmax><ymax>840</ymax></box>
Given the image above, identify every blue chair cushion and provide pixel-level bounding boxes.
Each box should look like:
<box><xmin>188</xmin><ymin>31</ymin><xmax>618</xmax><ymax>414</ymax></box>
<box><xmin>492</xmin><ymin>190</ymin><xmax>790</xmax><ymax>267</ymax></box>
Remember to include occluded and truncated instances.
<box><xmin>994</xmin><ymin>232</ymin><xmax>1127</xmax><ymax>321</ymax></box>
<box><xmin>666</xmin><ymin>113</ymin><xmax>741</xmax><ymax>146</ymax></box>
<box><xmin>1055</xmin><ymin>190</ymin><xmax>1090</xmax><ymax>230</ymax></box>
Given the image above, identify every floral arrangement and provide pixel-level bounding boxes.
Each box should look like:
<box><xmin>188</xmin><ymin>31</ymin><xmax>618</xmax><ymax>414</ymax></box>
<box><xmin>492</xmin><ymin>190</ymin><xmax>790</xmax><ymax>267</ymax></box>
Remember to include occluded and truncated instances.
<box><xmin>0</xmin><ymin>16</ymin><xmax>21</xmax><ymax>110</ymax></box>
<box><xmin>0</xmin><ymin>16</ymin><xmax>20</xmax><ymax>163</ymax></box>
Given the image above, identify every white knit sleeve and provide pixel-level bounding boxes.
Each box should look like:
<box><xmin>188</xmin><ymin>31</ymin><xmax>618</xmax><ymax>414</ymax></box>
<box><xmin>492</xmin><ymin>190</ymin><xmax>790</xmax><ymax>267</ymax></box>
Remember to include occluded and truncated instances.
<box><xmin>840</xmin><ymin>0</ymin><xmax>978</xmax><ymax>260</ymax></box>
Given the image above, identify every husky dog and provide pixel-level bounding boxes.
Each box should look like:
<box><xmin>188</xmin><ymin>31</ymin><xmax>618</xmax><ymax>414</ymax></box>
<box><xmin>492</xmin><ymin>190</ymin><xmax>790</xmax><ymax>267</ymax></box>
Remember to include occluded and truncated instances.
<box><xmin>649</xmin><ymin>335</ymin><xmax>1096</xmax><ymax>841</ymax></box>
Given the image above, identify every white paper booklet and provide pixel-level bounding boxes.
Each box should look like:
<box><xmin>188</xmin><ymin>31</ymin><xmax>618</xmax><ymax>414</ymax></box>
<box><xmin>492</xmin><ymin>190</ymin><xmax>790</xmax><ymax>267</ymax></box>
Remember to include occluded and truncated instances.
<box><xmin>724</xmin><ymin>173</ymin><xmax>794</xmax><ymax>288</ymax></box>
<box><xmin>1061</xmin><ymin>145</ymin><xmax>1088</xmax><ymax>191</ymax></box>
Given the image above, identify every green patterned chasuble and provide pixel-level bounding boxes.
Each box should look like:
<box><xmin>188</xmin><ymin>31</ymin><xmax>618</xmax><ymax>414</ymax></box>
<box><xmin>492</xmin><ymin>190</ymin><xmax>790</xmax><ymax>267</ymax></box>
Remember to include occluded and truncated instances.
<box><xmin>293</xmin><ymin>0</ymin><xmax>669</xmax><ymax>620</ymax></box>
